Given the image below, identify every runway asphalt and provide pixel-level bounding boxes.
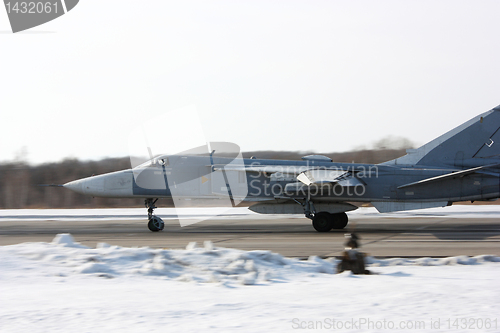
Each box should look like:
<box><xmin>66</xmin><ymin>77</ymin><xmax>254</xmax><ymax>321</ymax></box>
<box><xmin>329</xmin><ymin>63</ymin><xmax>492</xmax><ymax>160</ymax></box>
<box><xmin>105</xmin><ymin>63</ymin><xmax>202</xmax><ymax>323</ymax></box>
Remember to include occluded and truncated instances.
<box><xmin>0</xmin><ymin>215</ymin><xmax>499</xmax><ymax>257</ymax></box>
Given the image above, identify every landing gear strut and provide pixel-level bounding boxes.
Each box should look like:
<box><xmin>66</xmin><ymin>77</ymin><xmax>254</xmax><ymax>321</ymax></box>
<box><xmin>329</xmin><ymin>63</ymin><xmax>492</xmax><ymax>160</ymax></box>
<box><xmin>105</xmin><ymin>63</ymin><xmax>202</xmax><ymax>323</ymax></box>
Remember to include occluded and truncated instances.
<box><xmin>145</xmin><ymin>198</ymin><xmax>164</xmax><ymax>232</ymax></box>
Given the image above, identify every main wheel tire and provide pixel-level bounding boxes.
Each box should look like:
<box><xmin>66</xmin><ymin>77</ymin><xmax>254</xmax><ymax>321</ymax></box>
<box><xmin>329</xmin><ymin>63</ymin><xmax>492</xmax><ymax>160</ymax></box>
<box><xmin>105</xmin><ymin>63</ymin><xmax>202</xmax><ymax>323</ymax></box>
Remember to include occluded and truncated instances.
<box><xmin>331</xmin><ymin>212</ymin><xmax>348</xmax><ymax>229</ymax></box>
<box><xmin>312</xmin><ymin>212</ymin><xmax>334</xmax><ymax>232</ymax></box>
<box><xmin>148</xmin><ymin>216</ymin><xmax>165</xmax><ymax>232</ymax></box>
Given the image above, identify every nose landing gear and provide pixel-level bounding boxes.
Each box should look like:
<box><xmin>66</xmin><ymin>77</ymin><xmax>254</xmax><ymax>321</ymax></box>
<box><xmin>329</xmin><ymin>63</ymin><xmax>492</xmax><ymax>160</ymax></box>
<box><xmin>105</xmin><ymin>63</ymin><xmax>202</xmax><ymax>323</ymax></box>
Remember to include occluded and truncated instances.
<box><xmin>145</xmin><ymin>198</ymin><xmax>164</xmax><ymax>232</ymax></box>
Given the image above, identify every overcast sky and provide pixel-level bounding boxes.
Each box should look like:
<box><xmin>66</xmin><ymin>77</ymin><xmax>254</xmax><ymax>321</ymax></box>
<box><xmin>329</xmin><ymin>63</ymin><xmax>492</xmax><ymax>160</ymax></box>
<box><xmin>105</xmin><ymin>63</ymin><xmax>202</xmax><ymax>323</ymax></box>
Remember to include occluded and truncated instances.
<box><xmin>1</xmin><ymin>0</ymin><xmax>500</xmax><ymax>164</ymax></box>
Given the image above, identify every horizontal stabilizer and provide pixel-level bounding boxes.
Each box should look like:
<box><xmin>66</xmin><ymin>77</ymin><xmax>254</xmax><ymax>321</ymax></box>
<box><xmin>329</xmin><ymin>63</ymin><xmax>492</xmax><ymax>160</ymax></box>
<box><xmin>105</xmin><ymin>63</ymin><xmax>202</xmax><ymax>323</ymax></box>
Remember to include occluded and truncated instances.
<box><xmin>397</xmin><ymin>164</ymin><xmax>500</xmax><ymax>189</ymax></box>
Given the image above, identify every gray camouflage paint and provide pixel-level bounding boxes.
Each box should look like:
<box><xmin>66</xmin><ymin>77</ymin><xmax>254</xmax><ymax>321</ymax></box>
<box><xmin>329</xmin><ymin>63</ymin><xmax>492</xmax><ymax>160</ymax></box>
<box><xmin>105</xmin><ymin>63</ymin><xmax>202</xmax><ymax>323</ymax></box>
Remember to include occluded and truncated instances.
<box><xmin>64</xmin><ymin>105</ymin><xmax>500</xmax><ymax>214</ymax></box>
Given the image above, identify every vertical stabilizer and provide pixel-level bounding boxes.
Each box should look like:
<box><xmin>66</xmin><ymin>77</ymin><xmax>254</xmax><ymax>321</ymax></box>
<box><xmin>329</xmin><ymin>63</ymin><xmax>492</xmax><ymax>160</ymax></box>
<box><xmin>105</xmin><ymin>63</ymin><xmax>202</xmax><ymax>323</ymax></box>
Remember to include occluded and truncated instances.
<box><xmin>383</xmin><ymin>105</ymin><xmax>500</xmax><ymax>168</ymax></box>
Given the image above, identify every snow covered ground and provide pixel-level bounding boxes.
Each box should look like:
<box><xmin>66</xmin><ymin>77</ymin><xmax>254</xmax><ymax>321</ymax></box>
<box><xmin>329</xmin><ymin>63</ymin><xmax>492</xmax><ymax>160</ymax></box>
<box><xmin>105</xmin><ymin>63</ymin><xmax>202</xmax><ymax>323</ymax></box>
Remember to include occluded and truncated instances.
<box><xmin>0</xmin><ymin>204</ymin><xmax>499</xmax><ymax>221</ymax></box>
<box><xmin>1</xmin><ymin>234</ymin><xmax>499</xmax><ymax>332</ymax></box>
<box><xmin>0</xmin><ymin>206</ymin><xmax>257</xmax><ymax>221</ymax></box>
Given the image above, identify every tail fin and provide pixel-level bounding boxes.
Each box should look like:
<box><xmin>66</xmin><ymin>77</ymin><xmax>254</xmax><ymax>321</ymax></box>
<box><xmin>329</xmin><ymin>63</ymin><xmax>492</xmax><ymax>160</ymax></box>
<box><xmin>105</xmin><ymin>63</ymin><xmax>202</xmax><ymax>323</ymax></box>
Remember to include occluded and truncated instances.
<box><xmin>384</xmin><ymin>105</ymin><xmax>500</xmax><ymax>168</ymax></box>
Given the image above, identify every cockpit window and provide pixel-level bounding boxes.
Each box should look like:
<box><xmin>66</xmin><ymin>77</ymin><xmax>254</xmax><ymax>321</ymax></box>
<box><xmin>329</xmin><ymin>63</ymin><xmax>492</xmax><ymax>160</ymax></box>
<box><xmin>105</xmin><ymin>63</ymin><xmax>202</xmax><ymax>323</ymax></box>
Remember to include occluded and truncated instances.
<box><xmin>133</xmin><ymin>156</ymin><xmax>169</xmax><ymax>169</ymax></box>
<box><xmin>158</xmin><ymin>158</ymin><xmax>169</xmax><ymax>166</ymax></box>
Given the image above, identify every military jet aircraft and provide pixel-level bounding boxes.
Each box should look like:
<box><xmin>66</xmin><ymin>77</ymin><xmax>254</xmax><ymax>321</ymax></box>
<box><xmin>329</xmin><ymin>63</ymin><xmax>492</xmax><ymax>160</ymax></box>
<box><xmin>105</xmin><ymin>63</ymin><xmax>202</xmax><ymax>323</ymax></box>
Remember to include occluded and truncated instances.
<box><xmin>64</xmin><ymin>105</ymin><xmax>500</xmax><ymax>232</ymax></box>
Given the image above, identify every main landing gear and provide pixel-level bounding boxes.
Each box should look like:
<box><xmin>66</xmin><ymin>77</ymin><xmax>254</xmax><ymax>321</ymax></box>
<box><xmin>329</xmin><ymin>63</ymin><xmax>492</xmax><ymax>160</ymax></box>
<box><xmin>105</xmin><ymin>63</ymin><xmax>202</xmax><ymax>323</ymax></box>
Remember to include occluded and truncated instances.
<box><xmin>296</xmin><ymin>199</ymin><xmax>349</xmax><ymax>232</ymax></box>
<box><xmin>145</xmin><ymin>198</ymin><xmax>164</xmax><ymax>232</ymax></box>
<box><xmin>312</xmin><ymin>212</ymin><xmax>348</xmax><ymax>232</ymax></box>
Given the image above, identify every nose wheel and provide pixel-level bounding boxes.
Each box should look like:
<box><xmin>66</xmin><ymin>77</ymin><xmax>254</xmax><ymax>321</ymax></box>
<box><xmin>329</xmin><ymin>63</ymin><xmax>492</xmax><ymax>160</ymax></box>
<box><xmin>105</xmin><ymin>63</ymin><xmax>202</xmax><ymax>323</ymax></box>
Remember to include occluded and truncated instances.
<box><xmin>145</xmin><ymin>198</ymin><xmax>164</xmax><ymax>232</ymax></box>
<box><xmin>148</xmin><ymin>216</ymin><xmax>165</xmax><ymax>232</ymax></box>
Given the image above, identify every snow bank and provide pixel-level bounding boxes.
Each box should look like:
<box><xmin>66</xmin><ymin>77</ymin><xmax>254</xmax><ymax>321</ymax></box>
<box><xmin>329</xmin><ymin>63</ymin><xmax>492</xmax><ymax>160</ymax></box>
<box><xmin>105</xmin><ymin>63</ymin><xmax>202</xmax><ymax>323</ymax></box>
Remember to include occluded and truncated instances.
<box><xmin>1</xmin><ymin>235</ymin><xmax>500</xmax><ymax>333</ymax></box>
<box><xmin>366</xmin><ymin>254</ymin><xmax>500</xmax><ymax>266</ymax></box>
<box><xmin>51</xmin><ymin>233</ymin><xmax>87</xmax><ymax>248</ymax></box>
<box><xmin>0</xmin><ymin>234</ymin><xmax>339</xmax><ymax>285</ymax></box>
<box><xmin>0</xmin><ymin>205</ymin><xmax>499</xmax><ymax>221</ymax></box>
<box><xmin>2</xmin><ymin>234</ymin><xmax>499</xmax><ymax>286</ymax></box>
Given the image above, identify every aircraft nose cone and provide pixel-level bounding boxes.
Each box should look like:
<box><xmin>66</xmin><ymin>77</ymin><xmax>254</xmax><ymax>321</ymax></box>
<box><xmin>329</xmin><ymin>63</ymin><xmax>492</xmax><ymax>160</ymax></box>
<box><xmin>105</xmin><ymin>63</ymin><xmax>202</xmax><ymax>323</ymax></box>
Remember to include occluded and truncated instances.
<box><xmin>63</xmin><ymin>179</ymin><xmax>85</xmax><ymax>195</ymax></box>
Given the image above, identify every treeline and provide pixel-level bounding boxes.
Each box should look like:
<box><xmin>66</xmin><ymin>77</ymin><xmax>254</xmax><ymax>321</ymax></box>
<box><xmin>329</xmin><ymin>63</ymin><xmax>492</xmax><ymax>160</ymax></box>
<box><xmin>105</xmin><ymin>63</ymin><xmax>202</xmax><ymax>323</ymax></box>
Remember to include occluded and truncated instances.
<box><xmin>0</xmin><ymin>148</ymin><xmax>408</xmax><ymax>209</ymax></box>
<box><xmin>0</xmin><ymin>158</ymin><xmax>144</xmax><ymax>209</ymax></box>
